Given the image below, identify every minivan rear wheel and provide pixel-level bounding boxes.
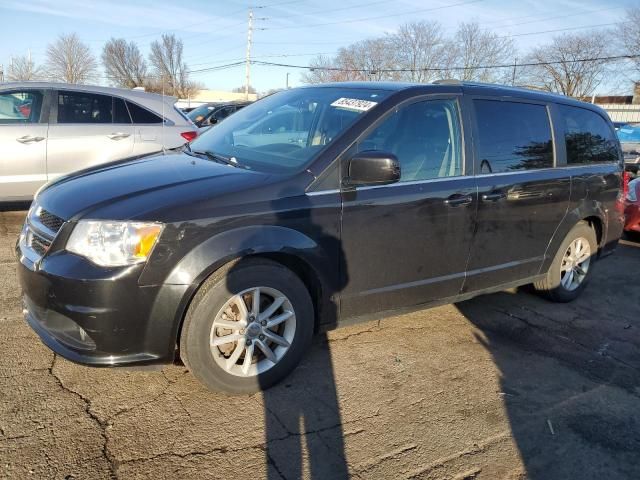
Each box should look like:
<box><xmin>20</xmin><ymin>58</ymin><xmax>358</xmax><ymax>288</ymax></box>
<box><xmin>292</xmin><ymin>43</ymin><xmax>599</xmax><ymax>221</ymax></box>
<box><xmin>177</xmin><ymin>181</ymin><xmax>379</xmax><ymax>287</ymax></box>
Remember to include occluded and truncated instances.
<box><xmin>534</xmin><ymin>221</ymin><xmax>597</xmax><ymax>302</ymax></box>
<box><xmin>179</xmin><ymin>258</ymin><xmax>314</xmax><ymax>394</ymax></box>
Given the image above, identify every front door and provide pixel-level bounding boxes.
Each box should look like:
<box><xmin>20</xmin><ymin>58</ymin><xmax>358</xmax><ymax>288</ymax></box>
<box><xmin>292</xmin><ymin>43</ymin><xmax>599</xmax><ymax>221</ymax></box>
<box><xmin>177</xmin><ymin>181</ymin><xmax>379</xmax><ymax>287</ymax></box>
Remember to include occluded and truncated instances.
<box><xmin>0</xmin><ymin>89</ymin><xmax>47</xmax><ymax>200</ymax></box>
<box><xmin>463</xmin><ymin>98</ymin><xmax>571</xmax><ymax>293</ymax></box>
<box><xmin>47</xmin><ymin>90</ymin><xmax>134</xmax><ymax>180</ymax></box>
<box><xmin>340</xmin><ymin>97</ymin><xmax>477</xmax><ymax>319</ymax></box>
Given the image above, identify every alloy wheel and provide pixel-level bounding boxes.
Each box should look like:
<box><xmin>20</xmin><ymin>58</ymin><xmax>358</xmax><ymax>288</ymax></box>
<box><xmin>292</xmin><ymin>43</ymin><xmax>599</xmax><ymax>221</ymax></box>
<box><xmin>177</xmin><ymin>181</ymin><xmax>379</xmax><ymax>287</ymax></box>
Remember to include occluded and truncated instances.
<box><xmin>560</xmin><ymin>237</ymin><xmax>591</xmax><ymax>291</ymax></box>
<box><xmin>210</xmin><ymin>287</ymin><xmax>296</xmax><ymax>377</ymax></box>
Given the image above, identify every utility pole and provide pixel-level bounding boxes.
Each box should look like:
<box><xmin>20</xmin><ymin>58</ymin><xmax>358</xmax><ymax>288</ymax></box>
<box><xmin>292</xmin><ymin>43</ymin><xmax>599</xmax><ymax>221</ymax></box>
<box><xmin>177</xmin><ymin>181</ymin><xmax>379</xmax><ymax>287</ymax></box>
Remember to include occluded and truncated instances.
<box><xmin>511</xmin><ymin>57</ymin><xmax>517</xmax><ymax>86</ymax></box>
<box><xmin>286</xmin><ymin>72</ymin><xmax>290</xmax><ymax>89</ymax></box>
<box><xmin>0</xmin><ymin>64</ymin><xmax>4</xmax><ymax>83</ymax></box>
<box><xmin>245</xmin><ymin>9</ymin><xmax>254</xmax><ymax>101</ymax></box>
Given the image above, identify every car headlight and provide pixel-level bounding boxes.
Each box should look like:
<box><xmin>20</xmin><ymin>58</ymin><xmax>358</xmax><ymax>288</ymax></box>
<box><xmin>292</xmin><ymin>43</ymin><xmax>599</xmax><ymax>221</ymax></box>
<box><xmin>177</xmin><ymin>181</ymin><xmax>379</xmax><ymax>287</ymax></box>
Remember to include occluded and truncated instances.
<box><xmin>66</xmin><ymin>220</ymin><xmax>163</xmax><ymax>267</ymax></box>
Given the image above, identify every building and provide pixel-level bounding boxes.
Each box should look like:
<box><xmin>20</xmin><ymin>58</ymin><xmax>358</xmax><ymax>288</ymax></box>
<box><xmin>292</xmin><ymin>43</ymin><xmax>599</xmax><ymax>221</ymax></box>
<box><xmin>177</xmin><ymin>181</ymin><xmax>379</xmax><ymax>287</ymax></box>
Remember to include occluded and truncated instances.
<box><xmin>176</xmin><ymin>89</ymin><xmax>258</xmax><ymax>109</ymax></box>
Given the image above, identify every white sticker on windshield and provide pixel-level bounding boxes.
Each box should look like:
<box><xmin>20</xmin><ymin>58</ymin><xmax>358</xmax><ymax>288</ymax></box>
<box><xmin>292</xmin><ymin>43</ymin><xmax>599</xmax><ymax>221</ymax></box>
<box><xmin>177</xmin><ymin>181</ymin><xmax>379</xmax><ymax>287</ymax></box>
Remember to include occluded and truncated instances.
<box><xmin>331</xmin><ymin>98</ymin><xmax>378</xmax><ymax>112</ymax></box>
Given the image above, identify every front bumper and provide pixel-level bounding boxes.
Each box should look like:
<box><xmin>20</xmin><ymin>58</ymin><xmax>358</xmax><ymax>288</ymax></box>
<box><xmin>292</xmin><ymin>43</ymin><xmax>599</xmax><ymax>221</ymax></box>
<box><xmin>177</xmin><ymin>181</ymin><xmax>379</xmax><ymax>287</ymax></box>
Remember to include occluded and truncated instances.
<box><xmin>17</xmin><ymin>248</ymin><xmax>190</xmax><ymax>367</ymax></box>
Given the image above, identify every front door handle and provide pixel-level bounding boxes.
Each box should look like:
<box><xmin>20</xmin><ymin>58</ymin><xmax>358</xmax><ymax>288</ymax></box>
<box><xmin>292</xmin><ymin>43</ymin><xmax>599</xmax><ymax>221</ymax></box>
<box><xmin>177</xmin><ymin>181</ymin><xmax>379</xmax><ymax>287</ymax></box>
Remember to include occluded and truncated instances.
<box><xmin>444</xmin><ymin>193</ymin><xmax>473</xmax><ymax>207</ymax></box>
<box><xmin>107</xmin><ymin>133</ymin><xmax>131</xmax><ymax>140</ymax></box>
<box><xmin>16</xmin><ymin>135</ymin><xmax>45</xmax><ymax>144</ymax></box>
<box><xmin>481</xmin><ymin>191</ymin><xmax>506</xmax><ymax>202</ymax></box>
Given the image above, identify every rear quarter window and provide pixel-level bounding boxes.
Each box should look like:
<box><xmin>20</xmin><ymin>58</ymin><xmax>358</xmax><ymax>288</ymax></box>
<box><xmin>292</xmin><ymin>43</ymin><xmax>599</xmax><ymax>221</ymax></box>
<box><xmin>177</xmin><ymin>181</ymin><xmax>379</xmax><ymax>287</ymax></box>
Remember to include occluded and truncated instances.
<box><xmin>559</xmin><ymin>105</ymin><xmax>618</xmax><ymax>164</ymax></box>
<box><xmin>126</xmin><ymin>101</ymin><xmax>163</xmax><ymax>124</ymax></box>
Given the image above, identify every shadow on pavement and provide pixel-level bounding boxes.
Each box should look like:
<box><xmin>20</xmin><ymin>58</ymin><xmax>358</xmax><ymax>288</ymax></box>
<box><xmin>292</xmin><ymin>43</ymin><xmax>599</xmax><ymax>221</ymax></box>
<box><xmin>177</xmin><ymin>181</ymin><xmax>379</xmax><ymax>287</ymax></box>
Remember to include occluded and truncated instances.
<box><xmin>456</xmin><ymin>244</ymin><xmax>640</xmax><ymax>479</ymax></box>
<box><xmin>226</xmin><ymin>186</ymin><xmax>350</xmax><ymax>479</ymax></box>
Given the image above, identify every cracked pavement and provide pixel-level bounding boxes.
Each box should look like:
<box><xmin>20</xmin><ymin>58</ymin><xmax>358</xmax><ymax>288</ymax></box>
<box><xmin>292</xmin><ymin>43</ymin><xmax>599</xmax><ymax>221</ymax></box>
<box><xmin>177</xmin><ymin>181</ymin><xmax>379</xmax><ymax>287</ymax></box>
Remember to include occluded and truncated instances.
<box><xmin>2</xmin><ymin>209</ymin><xmax>640</xmax><ymax>479</ymax></box>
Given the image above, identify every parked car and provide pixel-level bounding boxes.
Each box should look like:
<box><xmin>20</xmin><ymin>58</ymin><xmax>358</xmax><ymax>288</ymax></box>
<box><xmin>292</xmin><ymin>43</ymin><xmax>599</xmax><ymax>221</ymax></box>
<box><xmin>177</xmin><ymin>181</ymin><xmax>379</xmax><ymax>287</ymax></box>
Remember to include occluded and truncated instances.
<box><xmin>613</xmin><ymin>121</ymin><xmax>629</xmax><ymax>131</ymax></box>
<box><xmin>17</xmin><ymin>81</ymin><xmax>624</xmax><ymax>394</ymax></box>
<box><xmin>625</xmin><ymin>176</ymin><xmax>640</xmax><ymax>235</ymax></box>
<box><xmin>187</xmin><ymin>101</ymin><xmax>251</xmax><ymax>131</ymax></box>
<box><xmin>0</xmin><ymin>82</ymin><xmax>198</xmax><ymax>202</ymax></box>
<box><xmin>616</xmin><ymin>122</ymin><xmax>640</xmax><ymax>174</ymax></box>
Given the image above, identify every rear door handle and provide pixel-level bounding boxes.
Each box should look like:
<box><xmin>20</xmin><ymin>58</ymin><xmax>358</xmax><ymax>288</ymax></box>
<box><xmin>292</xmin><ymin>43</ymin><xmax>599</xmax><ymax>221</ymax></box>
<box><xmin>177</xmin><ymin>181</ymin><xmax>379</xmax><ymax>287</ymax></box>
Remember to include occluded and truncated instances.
<box><xmin>16</xmin><ymin>135</ymin><xmax>45</xmax><ymax>144</ymax></box>
<box><xmin>444</xmin><ymin>193</ymin><xmax>473</xmax><ymax>207</ymax></box>
<box><xmin>481</xmin><ymin>191</ymin><xmax>506</xmax><ymax>202</ymax></box>
<box><xmin>107</xmin><ymin>133</ymin><xmax>131</xmax><ymax>140</ymax></box>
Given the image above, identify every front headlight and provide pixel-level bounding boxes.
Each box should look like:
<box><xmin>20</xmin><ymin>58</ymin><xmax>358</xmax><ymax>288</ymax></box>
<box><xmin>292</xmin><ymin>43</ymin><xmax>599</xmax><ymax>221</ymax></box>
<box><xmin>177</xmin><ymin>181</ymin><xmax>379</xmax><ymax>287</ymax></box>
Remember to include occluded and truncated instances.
<box><xmin>66</xmin><ymin>220</ymin><xmax>163</xmax><ymax>267</ymax></box>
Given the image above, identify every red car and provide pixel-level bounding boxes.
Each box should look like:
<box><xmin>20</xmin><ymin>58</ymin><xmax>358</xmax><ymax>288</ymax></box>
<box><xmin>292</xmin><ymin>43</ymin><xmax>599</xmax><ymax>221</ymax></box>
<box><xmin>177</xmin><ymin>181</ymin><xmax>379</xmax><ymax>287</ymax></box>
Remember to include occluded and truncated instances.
<box><xmin>625</xmin><ymin>176</ymin><xmax>640</xmax><ymax>234</ymax></box>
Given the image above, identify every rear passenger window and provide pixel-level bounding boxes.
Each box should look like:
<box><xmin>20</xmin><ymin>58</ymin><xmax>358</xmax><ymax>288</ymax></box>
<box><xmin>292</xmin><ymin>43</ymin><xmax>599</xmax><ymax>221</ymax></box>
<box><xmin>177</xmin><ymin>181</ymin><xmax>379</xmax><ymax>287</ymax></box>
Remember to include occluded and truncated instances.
<box><xmin>126</xmin><ymin>101</ymin><xmax>163</xmax><ymax>124</ymax></box>
<box><xmin>113</xmin><ymin>97</ymin><xmax>131</xmax><ymax>124</ymax></box>
<box><xmin>358</xmin><ymin>99</ymin><xmax>463</xmax><ymax>181</ymax></box>
<box><xmin>58</xmin><ymin>92</ymin><xmax>112</xmax><ymax>124</ymax></box>
<box><xmin>474</xmin><ymin>100</ymin><xmax>553</xmax><ymax>173</ymax></box>
<box><xmin>559</xmin><ymin>105</ymin><xmax>618</xmax><ymax>164</ymax></box>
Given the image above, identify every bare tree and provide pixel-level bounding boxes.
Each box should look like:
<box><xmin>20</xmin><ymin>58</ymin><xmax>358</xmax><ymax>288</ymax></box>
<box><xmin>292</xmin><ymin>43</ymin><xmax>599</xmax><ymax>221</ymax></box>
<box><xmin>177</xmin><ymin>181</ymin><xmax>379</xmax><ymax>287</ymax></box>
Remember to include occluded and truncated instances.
<box><xmin>301</xmin><ymin>55</ymin><xmax>344</xmax><ymax>84</ymax></box>
<box><xmin>389</xmin><ymin>21</ymin><xmax>446</xmax><ymax>83</ymax></box>
<box><xmin>618</xmin><ymin>8</ymin><xmax>640</xmax><ymax>80</ymax></box>
<box><xmin>148</xmin><ymin>34</ymin><xmax>200</xmax><ymax>98</ymax></box>
<box><xmin>444</xmin><ymin>22</ymin><xmax>516</xmax><ymax>83</ymax></box>
<box><xmin>102</xmin><ymin>38</ymin><xmax>147</xmax><ymax>88</ymax></box>
<box><xmin>524</xmin><ymin>31</ymin><xmax>612</xmax><ymax>98</ymax></box>
<box><xmin>46</xmin><ymin>33</ymin><xmax>97</xmax><ymax>84</ymax></box>
<box><xmin>337</xmin><ymin>38</ymin><xmax>401</xmax><ymax>82</ymax></box>
<box><xmin>7</xmin><ymin>53</ymin><xmax>42</xmax><ymax>81</ymax></box>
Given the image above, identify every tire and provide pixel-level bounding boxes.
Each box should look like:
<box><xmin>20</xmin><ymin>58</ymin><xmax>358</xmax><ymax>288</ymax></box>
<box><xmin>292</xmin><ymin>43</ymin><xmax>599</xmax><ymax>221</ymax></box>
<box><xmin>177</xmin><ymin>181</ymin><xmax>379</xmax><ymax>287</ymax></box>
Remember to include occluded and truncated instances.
<box><xmin>534</xmin><ymin>221</ymin><xmax>598</xmax><ymax>302</ymax></box>
<box><xmin>180</xmin><ymin>258</ymin><xmax>314</xmax><ymax>394</ymax></box>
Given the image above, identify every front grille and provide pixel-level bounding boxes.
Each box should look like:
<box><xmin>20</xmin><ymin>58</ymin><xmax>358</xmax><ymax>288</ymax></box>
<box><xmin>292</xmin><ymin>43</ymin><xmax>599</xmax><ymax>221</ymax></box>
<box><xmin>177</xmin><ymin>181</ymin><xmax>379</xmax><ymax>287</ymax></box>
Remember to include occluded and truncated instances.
<box><xmin>30</xmin><ymin>233</ymin><xmax>51</xmax><ymax>256</ymax></box>
<box><xmin>38</xmin><ymin>209</ymin><xmax>64</xmax><ymax>233</ymax></box>
<box><xmin>19</xmin><ymin>203</ymin><xmax>65</xmax><ymax>264</ymax></box>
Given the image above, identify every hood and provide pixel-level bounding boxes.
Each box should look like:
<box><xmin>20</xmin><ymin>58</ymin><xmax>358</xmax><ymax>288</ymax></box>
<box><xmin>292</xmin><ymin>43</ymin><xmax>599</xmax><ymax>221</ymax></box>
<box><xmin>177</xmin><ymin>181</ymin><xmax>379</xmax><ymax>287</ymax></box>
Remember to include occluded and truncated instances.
<box><xmin>37</xmin><ymin>152</ymin><xmax>272</xmax><ymax>221</ymax></box>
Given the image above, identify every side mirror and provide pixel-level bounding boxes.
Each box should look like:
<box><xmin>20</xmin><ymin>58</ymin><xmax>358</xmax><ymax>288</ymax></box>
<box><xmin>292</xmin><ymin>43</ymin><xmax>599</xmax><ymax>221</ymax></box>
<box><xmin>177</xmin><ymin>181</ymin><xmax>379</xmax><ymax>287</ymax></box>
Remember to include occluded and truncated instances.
<box><xmin>344</xmin><ymin>151</ymin><xmax>401</xmax><ymax>187</ymax></box>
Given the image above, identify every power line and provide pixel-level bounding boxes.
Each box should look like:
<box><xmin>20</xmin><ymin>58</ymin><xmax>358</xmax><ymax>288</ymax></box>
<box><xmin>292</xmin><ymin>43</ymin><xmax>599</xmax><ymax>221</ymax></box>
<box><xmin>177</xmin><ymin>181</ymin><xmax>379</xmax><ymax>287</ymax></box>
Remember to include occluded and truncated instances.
<box><xmin>251</xmin><ymin>53</ymin><xmax>640</xmax><ymax>74</ymax></box>
<box><xmin>263</xmin><ymin>0</ymin><xmax>486</xmax><ymax>30</ymax></box>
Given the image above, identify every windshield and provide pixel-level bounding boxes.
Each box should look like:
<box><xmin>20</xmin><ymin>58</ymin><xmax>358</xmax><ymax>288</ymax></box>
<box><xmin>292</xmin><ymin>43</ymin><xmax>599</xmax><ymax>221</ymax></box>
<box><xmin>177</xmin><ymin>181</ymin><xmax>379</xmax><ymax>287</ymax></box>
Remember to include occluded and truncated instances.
<box><xmin>617</xmin><ymin>124</ymin><xmax>640</xmax><ymax>143</ymax></box>
<box><xmin>187</xmin><ymin>104</ymin><xmax>219</xmax><ymax>123</ymax></box>
<box><xmin>189</xmin><ymin>87</ymin><xmax>391</xmax><ymax>173</ymax></box>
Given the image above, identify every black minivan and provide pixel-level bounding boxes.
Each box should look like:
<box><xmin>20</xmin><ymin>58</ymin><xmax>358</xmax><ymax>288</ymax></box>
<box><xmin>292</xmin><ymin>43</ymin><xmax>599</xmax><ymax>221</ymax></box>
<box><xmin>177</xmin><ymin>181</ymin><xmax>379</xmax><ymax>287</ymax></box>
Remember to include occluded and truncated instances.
<box><xmin>17</xmin><ymin>81</ymin><xmax>625</xmax><ymax>393</ymax></box>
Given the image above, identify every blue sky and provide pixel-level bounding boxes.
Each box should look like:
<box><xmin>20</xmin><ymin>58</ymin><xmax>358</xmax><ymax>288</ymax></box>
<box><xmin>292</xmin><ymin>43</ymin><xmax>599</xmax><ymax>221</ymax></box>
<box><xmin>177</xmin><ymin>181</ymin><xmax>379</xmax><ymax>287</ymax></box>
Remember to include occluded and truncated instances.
<box><xmin>0</xmin><ymin>0</ymin><xmax>637</xmax><ymax>93</ymax></box>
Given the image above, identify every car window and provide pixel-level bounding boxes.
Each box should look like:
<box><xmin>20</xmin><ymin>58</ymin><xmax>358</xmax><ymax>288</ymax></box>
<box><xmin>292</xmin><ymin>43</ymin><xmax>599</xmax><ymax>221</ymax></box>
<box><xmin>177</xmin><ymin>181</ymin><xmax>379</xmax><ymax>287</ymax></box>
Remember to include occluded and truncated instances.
<box><xmin>113</xmin><ymin>97</ymin><xmax>131</xmax><ymax>124</ymax></box>
<box><xmin>617</xmin><ymin>124</ymin><xmax>640</xmax><ymax>143</ymax></box>
<box><xmin>0</xmin><ymin>91</ymin><xmax>43</xmax><ymax>124</ymax></box>
<box><xmin>213</xmin><ymin>106</ymin><xmax>234</xmax><ymax>122</ymax></box>
<box><xmin>126</xmin><ymin>101</ymin><xmax>163</xmax><ymax>124</ymax></box>
<box><xmin>187</xmin><ymin>104</ymin><xmax>217</xmax><ymax>123</ymax></box>
<box><xmin>358</xmin><ymin>99</ymin><xmax>463</xmax><ymax>181</ymax></box>
<box><xmin>559</xmin><ymin>105</ymin><xmax>618</xmax><ymax>164</ymax></box>
<box><xmin>58</xmin><ymin>91</ymin><xmax>112</xmax><ymax>124</ymax></box>
<box><xmin>474</xmin><ymin>100</ymin><xmax>553</xmax><ymax>173</ymax></box>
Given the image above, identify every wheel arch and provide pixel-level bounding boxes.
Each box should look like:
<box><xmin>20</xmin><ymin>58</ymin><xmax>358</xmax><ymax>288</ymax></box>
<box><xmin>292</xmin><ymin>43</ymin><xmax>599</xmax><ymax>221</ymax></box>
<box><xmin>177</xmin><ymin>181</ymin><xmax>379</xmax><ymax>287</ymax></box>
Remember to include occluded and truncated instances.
<box><xmin>168</xmin><ymin>225</ymin><xmax>334</xmax><ymax>357</ymax></box>
<box><xmin>539</xmin><ymin>204</ymin><xmax>608</xmax><ymax>275</ymax></box>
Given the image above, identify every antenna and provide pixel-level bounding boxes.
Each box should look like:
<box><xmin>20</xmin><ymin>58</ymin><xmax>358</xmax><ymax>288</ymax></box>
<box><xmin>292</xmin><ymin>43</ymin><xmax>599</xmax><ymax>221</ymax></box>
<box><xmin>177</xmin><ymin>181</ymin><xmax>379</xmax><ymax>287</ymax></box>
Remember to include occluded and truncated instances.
<box><xmin>161</xmin><ymin>74</ymin><xmax>166</xmax><ymax>155</ymax></box>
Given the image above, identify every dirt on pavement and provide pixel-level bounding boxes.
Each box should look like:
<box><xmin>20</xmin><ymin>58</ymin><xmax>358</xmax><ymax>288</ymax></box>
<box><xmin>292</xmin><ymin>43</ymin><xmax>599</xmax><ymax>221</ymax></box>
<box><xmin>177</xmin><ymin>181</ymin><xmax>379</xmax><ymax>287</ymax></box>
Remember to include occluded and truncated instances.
<box><xmin>1</xmin><ymin>209</ymin><xmax>640</xmax><ymax>480</ymax></box>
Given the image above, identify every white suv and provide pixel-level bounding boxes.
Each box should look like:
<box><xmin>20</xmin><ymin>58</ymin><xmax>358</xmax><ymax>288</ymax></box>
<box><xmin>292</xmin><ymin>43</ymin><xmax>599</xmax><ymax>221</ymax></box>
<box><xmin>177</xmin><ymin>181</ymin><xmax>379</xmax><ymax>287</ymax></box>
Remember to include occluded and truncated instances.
<box><xmin>0</xmin><ymin>82</ymin><xmax>198</xmax><ymax>202</ymax></box>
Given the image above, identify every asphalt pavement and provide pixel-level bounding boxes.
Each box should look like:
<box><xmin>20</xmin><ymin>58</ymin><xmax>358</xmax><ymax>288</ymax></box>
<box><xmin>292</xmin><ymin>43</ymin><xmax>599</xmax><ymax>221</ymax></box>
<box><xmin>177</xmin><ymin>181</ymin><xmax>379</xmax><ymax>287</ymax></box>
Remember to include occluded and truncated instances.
<box><xmin>2</xmin><ymin>209</ymin><xmax>640</xmax><ymax>480</ymax></box>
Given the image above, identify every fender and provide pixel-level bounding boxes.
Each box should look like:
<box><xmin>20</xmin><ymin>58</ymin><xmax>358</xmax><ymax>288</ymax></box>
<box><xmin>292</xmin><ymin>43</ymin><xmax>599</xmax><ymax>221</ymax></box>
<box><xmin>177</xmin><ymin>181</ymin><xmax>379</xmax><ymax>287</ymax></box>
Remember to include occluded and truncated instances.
<box><xmin>164</xmin><ymin>225</ymin><xmax>326</xmax><ymax>286</ymax></box>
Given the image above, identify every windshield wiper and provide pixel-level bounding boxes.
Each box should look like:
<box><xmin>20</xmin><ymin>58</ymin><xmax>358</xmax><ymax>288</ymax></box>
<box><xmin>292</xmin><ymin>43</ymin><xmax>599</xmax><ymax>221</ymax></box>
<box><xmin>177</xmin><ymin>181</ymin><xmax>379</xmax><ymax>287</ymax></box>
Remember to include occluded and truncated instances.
<box><xmin>191</xmin><ymin>149</ymin><xmax>240</xmax><ymax>168</ymax></box>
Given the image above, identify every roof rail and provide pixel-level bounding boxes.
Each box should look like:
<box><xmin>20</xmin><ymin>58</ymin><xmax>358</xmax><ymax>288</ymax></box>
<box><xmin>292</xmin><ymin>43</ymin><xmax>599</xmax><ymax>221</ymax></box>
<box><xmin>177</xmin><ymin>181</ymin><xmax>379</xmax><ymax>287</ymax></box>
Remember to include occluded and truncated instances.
<box><xmin>432</xmin><ymin>79</ymin><xmax>462</xmax><ymax>85</ymax></box>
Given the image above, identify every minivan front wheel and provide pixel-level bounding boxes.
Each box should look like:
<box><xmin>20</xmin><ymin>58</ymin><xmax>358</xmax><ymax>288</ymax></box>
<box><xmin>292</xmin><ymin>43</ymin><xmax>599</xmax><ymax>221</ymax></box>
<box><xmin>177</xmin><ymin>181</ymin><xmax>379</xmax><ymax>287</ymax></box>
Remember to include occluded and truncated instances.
<box><xmin>534</xmin><ymin>221</ymin><xmax>597</xmax><ymax>302</ymax></box>
<box><xmin>180</xmin><ymin>258</ymin><xmax>314</xmax><ymax>394</ymax></box>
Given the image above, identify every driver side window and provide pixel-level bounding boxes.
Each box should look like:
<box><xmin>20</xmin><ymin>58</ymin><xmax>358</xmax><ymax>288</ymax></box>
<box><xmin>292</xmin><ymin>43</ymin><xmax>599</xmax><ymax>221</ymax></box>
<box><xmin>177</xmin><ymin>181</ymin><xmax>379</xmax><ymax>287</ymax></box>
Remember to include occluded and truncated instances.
<box><xmin>358</xmin><ymin>99</ymin><xmax>463</xmax><ymax>182</ymax></box>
